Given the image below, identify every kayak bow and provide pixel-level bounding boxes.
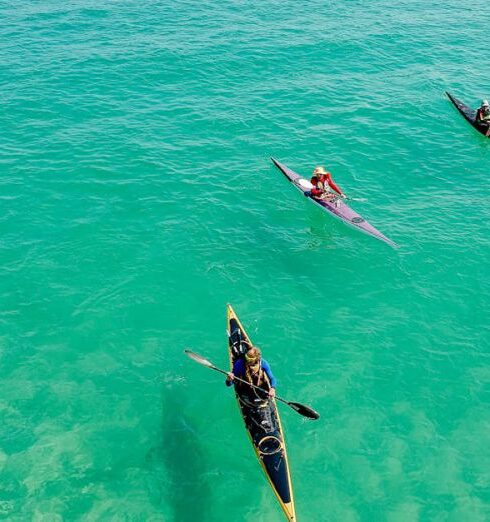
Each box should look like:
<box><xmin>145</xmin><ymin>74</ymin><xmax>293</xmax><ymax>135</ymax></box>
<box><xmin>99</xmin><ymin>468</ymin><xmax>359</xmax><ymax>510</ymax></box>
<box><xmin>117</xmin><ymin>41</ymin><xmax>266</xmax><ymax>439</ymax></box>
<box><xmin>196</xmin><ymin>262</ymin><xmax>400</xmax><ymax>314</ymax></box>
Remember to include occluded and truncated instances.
<box><xmin>271</xmin><ymin>157</ymin><xmax>396</xmax><ymax>247</ymax></box>
<box><xmin>446</xmin><ymin>91</ymin><xmax>490</xmax><ymax>138</ymax></box>
<box><xmin>227</xmin><ymin>304</ymin><xmax>296</xmax><ymax>522</ymax></box>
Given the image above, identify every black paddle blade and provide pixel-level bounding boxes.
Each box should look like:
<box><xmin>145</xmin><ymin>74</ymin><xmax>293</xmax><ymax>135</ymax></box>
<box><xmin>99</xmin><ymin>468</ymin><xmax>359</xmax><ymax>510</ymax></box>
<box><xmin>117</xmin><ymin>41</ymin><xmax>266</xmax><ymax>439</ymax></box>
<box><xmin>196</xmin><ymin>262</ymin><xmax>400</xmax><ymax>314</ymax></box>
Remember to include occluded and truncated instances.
<box><xmin>184</xmin><ymin>349</ymin><xmax>214</xmax><ymax>368</ymax></box>
<box><xmin>288</xmin><ymin>401</ymin><xmax>320</xmax><ymax>420</ymax></box>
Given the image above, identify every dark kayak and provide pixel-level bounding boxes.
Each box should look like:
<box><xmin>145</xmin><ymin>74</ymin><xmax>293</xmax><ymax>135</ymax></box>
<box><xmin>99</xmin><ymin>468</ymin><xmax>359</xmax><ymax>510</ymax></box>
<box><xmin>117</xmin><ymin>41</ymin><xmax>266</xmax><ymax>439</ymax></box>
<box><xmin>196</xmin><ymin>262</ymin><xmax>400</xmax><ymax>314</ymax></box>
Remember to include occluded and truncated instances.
<box><xmin>227</xmin><ymin>304</ymin><xmax>296</xmax><ymax>522</ymax></box>
<box><xmin>446</xmin><ymin>92</ymin><xmax>490</xmax><ymax>138</ymax></box>
<box><xmin>271</xmin><ymin>157</ymin><xmax>396</xmax><ymax>247</ymax></box>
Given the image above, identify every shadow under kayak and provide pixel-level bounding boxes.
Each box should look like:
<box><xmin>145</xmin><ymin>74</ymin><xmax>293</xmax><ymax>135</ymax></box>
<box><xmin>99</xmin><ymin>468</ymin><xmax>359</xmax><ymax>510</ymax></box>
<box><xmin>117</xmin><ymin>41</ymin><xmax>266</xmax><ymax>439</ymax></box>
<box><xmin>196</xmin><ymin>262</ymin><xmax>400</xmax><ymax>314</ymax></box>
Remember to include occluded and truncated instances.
<box><xmin>446</xmin><ymin>91</ymin><xmax>490</xmax><ymax>138</ymax></box>
<box><xmin>271</xmin><ymin>157</ymin><xmax>396</xmax><ymax>248</ymax></box>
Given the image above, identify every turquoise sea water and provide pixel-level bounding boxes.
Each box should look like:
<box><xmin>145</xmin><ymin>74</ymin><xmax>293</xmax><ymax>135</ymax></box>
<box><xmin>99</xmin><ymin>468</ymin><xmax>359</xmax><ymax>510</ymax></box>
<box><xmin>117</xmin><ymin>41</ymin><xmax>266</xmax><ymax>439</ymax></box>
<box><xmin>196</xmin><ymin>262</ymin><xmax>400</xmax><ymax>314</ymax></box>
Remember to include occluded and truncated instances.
<box><xmin>1</xmin><ymin>0</ymin><xmax>490</xmax><ymax>520</ymax></box>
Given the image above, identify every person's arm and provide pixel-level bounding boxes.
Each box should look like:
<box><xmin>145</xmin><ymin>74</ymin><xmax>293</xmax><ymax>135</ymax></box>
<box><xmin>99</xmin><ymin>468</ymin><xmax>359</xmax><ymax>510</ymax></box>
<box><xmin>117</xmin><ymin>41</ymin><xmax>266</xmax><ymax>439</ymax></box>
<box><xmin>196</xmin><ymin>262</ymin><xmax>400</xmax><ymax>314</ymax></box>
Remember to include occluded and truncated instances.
<box><xmin>326</xmin><ymin>174</ymin><xmax>344</xmax><ymax>196</ymax></box>
<box><xmin>225</xmin><ymin>359</ymin><xmax>243</xmax><ymax>386</ymax></box>
<box><xmin>261</xmin><ymin>360</ymin><xmax>277</xmax><ymax>388</ymax></box>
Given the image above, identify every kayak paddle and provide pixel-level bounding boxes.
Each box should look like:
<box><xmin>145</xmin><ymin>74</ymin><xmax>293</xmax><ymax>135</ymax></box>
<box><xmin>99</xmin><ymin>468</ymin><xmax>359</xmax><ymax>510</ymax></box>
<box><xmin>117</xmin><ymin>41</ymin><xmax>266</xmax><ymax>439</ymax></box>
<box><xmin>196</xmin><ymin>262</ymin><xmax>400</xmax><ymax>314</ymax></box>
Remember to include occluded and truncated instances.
<box><xmin>346</xmin><ymin>196</ymin><xmax>367</xmax><ymax>202</ymax></box>
<box><xmin>184</xmin><ymin>349</ymin><xmax>320</xmax><ymax>420</ymax></box>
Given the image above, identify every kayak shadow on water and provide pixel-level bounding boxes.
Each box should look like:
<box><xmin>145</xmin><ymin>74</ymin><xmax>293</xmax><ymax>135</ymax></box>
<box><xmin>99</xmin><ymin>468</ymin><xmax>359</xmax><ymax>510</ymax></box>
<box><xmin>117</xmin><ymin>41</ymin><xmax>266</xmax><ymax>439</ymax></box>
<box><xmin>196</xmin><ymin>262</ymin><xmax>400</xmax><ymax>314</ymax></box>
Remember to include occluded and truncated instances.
<box><xmin>158</xmin><ymin>384</ymin><xmax>211</xmax><ymax>522</ymax></box>
<box><xmin>305</xmin><ymin>215</ymin><xmax>338</xmax><ymax>248</ymax></box>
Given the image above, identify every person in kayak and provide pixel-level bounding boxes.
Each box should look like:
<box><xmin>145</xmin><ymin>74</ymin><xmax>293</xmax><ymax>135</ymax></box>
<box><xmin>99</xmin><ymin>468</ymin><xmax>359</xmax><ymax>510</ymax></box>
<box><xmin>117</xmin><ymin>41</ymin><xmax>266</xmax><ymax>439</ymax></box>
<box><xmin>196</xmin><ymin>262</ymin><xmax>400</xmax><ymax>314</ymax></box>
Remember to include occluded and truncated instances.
<box><xmin>309</xmin><ymin>166</ymin><xmax>347</xmax><ymax>200</ymax></box>
<box><xmin>226</xmin><ymin>347</ymin><xmax>276</xmax><ymax>399</ymax></box>
<box><xmin>476</xmin><ymin>100</ymin><xmax>490</xmax><ymax>126</ymax></box>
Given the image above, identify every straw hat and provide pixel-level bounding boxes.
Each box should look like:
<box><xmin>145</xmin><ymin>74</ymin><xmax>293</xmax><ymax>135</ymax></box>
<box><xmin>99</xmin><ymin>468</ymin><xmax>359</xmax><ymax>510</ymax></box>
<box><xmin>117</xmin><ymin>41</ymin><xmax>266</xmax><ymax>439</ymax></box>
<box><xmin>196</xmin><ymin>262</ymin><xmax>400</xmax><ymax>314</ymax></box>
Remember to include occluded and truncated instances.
<box><xmin>313</xmin><ymin>166</ymin><xmax>327</xmax><ymax>175</ymax></box>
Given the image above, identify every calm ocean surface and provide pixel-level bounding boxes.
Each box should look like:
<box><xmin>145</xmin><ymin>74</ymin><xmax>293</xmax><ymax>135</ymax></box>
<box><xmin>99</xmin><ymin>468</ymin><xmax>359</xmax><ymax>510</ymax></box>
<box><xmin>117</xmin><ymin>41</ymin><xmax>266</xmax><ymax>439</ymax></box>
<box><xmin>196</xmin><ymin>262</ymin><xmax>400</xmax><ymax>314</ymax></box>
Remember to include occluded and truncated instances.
<box><xmin>1</xmin><ymin>0</ymin><xmax>489</xmax><ymax>520</ymax></box>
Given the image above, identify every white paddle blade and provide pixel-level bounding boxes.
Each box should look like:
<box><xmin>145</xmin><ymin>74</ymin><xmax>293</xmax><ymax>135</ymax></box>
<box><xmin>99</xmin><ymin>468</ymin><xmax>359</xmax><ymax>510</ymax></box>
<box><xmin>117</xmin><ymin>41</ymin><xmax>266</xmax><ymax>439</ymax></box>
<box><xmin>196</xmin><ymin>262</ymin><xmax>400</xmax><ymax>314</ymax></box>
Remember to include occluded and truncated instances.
<box><xmin>184</xmin><ymin>349</ymin><xmax>214</xmax><ymax>368</ymax></box>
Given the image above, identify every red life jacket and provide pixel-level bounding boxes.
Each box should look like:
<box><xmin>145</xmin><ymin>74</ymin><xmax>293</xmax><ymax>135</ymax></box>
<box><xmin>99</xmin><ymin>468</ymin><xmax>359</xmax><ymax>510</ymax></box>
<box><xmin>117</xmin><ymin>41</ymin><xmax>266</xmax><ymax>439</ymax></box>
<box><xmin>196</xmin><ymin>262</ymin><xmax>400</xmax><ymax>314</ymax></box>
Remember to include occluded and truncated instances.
<box><xmin>310</xmin><ymin>173</ymin><xmax>343</xmax><ymax>197</ymax></box>
<box><xmin>310</xmin><ymin>176</ymin><xmax>323</xmax><ymax>197</ymax></box>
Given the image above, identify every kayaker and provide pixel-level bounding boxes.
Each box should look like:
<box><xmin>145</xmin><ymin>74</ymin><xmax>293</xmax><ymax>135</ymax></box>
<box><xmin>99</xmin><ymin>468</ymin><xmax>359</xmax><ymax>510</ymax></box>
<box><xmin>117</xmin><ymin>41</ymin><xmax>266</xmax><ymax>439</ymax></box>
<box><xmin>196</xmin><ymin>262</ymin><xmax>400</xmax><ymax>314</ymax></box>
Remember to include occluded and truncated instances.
<box><xmin>309</xmin><ymin>166</ymin><xmax>347</xmax><ymax>200</ymax></box>
<box><xmin>476</xmin><ymin>100</ymin><xmax>490</xmax><ymax>125</ymax></box>
<box><xmin>226</xmin><ymin>347</ymin><xmax>276</xmax><ymax>399</ymax></box>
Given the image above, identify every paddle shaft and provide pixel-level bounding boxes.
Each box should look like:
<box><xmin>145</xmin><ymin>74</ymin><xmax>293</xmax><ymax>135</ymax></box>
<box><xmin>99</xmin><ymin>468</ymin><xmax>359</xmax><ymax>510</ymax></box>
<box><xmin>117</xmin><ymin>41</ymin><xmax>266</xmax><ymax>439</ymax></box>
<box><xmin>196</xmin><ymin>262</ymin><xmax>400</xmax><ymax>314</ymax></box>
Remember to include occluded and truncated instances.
<box><xmin>315</xmin><ymin>193</ymin><xmax>365</xmax><ymax>203</ymax></box>
<box><xmin>208</xmin><ymin>363</ymin><xmax>291</xmax><ymax>405</ymax></box>
<box><xmin>297</xmin><ymin>178</ymin><xmax>364</xmax><ymax>202</ymax></box>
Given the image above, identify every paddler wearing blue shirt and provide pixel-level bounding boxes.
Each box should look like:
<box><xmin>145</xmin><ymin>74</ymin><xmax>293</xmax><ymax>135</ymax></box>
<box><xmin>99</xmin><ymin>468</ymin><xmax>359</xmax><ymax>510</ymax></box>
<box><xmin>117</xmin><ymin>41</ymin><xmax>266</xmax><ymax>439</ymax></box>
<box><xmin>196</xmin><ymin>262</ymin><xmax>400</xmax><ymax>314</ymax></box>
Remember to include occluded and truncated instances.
<box><xmin>226</xmin><ymin>346</ymin><xmax>276</xmax><ymax>399</ymax></box>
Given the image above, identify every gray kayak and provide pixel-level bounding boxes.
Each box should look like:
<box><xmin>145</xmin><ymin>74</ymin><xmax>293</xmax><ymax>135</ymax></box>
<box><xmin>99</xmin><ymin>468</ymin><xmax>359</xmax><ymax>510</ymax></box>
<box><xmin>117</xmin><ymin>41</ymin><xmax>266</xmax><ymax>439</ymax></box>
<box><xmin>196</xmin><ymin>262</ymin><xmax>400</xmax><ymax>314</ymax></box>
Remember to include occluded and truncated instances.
<box><xmin>271</xmin><ymin>158</ymin><xmax>396</xmax><ymax>247</ymax></box>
